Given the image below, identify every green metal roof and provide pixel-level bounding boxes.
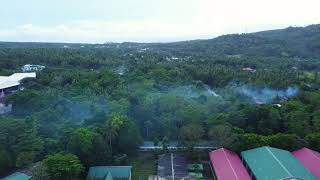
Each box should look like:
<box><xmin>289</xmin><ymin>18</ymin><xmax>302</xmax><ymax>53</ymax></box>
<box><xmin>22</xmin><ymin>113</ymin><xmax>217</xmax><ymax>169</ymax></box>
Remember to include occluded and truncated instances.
<box><xmin>105</xmin><ymin>172</ymin><xmax>114</xmax><ymax>180</ymax></box>
<box><xmin>241</xmin><ymin>146</ymin><xmax>317</xmax><ymax>180</ymax></box>
<box><xmin>87</xmin><ymin>166</ymin><xmax>132</xmax><ymax>180</ymax></box>
<box><xmin>3</xmin><ymin>172</ymin><xmax>32</xmax><ymax>180</ymax></box>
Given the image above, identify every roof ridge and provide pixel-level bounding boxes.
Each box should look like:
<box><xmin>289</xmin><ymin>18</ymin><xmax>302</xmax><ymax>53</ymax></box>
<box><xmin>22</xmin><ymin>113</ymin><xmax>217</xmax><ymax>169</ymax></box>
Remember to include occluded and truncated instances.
<box><xmin>306</xmin><ymin>148</ymin><xmax>320</xmax><ymax>162</ymax></box>
<box><xmin>211</xmin><ymin>147</ymin><xmax>224</xmax><ymax>153</ymax></box>
<box><xmin>265</xmin><ymin>147</ymin><xmax>293</xmax><ymax>178</ymax></box>
<box><xmin>221</xmin><ymin>148</ymin><xmax>240</xmax><ymax>180</ymax></box>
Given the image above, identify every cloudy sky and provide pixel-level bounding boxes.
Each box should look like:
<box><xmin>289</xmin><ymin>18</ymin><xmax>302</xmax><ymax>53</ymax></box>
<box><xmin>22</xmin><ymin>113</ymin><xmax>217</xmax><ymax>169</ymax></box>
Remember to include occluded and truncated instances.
<box><xmin>0</xmin><ymin>0</ymin><xmax>319</xmax><ymax>43</ymax></box>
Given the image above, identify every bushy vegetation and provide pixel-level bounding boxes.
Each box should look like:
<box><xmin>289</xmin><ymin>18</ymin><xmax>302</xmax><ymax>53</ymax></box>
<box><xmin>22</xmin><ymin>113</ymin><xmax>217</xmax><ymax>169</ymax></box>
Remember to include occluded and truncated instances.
<box><xmin>0</xmin><ymin>25</ymin><xmax>320</xmax><ymax>178</ymax></box>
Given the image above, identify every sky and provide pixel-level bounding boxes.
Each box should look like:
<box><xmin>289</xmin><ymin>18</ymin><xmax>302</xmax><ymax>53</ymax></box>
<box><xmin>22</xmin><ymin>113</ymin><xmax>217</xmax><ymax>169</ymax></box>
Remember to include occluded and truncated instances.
<box><xmin>0</xmin><ymin>0</ymin><xmax>319</xmax><ymax>43</ymax></box>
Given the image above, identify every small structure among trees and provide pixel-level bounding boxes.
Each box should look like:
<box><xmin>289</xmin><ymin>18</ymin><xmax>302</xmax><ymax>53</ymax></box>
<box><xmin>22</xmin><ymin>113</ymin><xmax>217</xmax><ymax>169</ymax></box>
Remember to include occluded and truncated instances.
<box><xmin>22</xmin><ymin>64</ymin><xmax>45</xmax><ymax>72</ymax></box>
<box><xmin>86</xmin><ymin>166</ymin><xmax>132</xmax><ymax>180</ymax></box>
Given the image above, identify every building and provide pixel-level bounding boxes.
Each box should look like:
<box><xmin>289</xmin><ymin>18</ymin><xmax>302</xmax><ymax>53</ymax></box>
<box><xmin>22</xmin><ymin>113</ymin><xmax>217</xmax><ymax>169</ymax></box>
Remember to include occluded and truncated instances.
<box><xmin>0</xmin><ymin>103</ymin><xmax>12</xmax><ymax>114</ymax></box>
<box><xmin>241</xmin><ymin>146</ymin><xmax>317</xmax><ymax>180</ymax></box>
<box><xmin>87</xmin><ymin>166</ymin><xmax>132</xmax><ymax>180</ymax></box>
<box><xmin>242</xmin><ymin>67</ymin><xmax>256</xmax><ymax>73</ymax></box>
<box><xmin>0</xmin><ymin>90</ymin><xmax>5</xmax><ymax>103</ymax></box>
<box><xmin>139</xmin><ymin>141</ymin><xmax>181</xmax><ymax>151</ymax></box>
<box><xmin>139</xmin><ymin>141</ymin><xmax>216</xmax><ymax>151</ymax></box>
<box><xmin>0</xmin><ymin>73</ymin><xmax>35</xmax><ymax>114</ymax></box>
<box><xmin>2</xmin><ymin>172</ymin><xmax>32</xmax><ymax>180</ymax></box>
<box><xmin>157</xmin><ymin>153</ymin><xmax>194</xmax><ymax>180</ymax></box>
<box><xmin>209</xmin><ymin>148</ymin><xmax>251</xmax><ymax>180</ymax></box>
<box><xmin>292</xmin><ymin>147</ymin><xmax>320</xmax><ymax>178</ymax></box>
<box><xmin>0</xmin><ymin>73</ymin><xmax>36</xmax><ymax>94</ymax></box>
<box><xmin>22</xmin><ymin>64</ymin><xmax>45</xmax><ymax>72</ymax></box>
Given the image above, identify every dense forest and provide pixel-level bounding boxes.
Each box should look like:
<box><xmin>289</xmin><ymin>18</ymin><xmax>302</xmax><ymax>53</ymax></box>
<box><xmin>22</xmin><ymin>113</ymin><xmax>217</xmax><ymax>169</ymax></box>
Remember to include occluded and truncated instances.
<box><xmin>0</xmin><ymin>24</ymin><xmax>320</xmax><ymax>179</ymax></box>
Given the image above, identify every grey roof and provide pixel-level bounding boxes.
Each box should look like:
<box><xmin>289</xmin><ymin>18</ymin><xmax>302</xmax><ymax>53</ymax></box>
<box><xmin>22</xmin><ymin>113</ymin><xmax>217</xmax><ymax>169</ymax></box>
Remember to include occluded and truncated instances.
<box><xmin>158</xmin><ymin>154</ymin><xmax>193</xmax><ymax>180</ymax></box>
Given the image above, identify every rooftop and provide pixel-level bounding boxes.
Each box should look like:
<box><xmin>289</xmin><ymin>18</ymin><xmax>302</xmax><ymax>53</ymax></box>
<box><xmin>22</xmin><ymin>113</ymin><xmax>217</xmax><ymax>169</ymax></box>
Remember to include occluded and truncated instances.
<box><xmin>157</xmin><ymin>153</ymin><xmax>193</xmax><ymax>180</ymax></box>
<box><xmin>2</xmin><ymin>172</ymin><xmax>32</xmax><ymax>180</ymax></box>
<box><xmin>241</xmin><ymin>146</ymin><xmax>317</xmax><ymax>180</ymax></box>
<box><xmin>209</xmin><ymin>148</ymin><xmax>251</xmax><ymax>180</ymax></box>
<box><xmin>0</xmin><ymin>73</ymin><xmax>36</xmax><ymax>90</ymax></box>
<box><xmin>292</xmin><ymin>147</ymin><xmax>320</xmax><ymax>179</ymax></box>
<box><xmin>86</xmin><ymin>166</ymin><xmax>132</xmax><ymax>180</ymax></box>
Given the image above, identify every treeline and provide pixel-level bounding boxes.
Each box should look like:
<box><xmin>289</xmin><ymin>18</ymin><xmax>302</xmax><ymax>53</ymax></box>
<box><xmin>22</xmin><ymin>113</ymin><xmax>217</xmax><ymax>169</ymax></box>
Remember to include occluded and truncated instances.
<box><xmin>0</xmin><ymin>112</ymin><xmax>141</xmax><ymax>178</ymax></box>
<box><xmin>0</xmin><ymin>24</ymin><xmax>320</xmax><ymax>179</ymax></box>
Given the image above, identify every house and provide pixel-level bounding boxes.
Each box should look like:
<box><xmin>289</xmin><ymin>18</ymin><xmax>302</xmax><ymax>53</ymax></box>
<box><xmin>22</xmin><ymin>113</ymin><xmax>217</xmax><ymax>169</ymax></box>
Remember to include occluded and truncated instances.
<box><xmin>22</xmin><ymin>64</ymin><xmax>45</xmax><ymax>72</ymax></box>
<box><xmin>241</xmin><ymin>146</ymin><xmax>317</xmax><ymax>180</ymax></box>
<box><xmin>2</xmin><ymin>172</ymin><xmax>32</xmax><ymax>180</ymax></box>
<box><xmin>242</xmin><ymin>67</ymin><xmax>256</xmax><ymax>73</ymax></box>
<box><xmin>86</xmin><ymin>166</ymin><xmax>132</xmax><ymax>180</ymax></box>
<box><xmin>0</xmin><ymin>73</ymin><xmax>36</xmax><ymax>94</ymax></box>
<box><xmin>209</xmin><ymin>148</ymin><xmax>251</xmax><ymax>180</ymax></box>
<box><xmin>0</xmin><ymin>73</ymin><xmax>35</xmax><ymax>115</ymax></box>
<box><xmin>292</xmin><ymin>147</ymin><xmax>320</xmax><ymax>178</ymax></box>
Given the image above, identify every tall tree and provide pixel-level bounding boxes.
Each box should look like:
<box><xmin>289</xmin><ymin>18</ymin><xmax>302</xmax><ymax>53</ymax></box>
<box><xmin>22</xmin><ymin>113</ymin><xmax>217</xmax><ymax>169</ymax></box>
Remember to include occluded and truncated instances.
<box><xmin>0</xmin><ymin>118</ymin><xmax>43</xmax><ymax>173</ymax></box>
<box><xmin>104</xmin><ymin>113</ymin><xmax>126</xmax><ymax>154</ymax></box>
<box><xmin>43</xmin><ymin>153</ymin><xmax>84</xmax><ymax>180</ymax></box>
<box><xmin>180</xmin><ymin>124</ymin><xmax>204</xmax><ymax>149</ymax></box>
<box><xmin>67</xmin><ymin>128</ymin><xmax>94</xmax><ymax>165</ymax></box>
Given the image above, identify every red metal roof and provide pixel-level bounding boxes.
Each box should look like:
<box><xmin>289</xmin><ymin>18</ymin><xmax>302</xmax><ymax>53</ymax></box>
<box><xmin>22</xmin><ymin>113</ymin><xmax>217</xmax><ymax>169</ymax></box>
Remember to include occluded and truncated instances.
<box><xmin>292</xmin><ymin>147</ymin><xmax>320</xmax><ymax>178</ymax></box>
<box><xmin>209</xmin><ymin>148</ymin><xmax>252</xmax><ymax>180</ymax></box>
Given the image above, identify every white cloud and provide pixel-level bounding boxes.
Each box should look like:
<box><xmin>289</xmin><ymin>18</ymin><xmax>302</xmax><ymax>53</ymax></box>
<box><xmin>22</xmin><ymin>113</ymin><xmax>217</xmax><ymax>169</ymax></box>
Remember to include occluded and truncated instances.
<box><xmin>0</xmin><ymin>0</ymin><xmax>319</xmax><ymax>43</ymax></box>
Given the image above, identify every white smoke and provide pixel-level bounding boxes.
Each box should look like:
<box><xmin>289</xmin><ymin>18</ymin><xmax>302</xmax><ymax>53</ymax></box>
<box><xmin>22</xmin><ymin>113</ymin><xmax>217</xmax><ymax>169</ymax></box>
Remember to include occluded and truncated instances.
<box><xmin>237</xmin><ymin>85</ymin><xmax>299</xmax><ymax>104</ymax></box>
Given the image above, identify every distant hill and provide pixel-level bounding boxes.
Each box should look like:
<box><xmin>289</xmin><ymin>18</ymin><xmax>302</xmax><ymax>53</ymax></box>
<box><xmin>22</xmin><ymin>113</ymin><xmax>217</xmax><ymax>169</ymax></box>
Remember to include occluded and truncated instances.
<box><xmin>0</xmin><ymin>24</ymin><xmax>319</xmax><ymax>58</ymax></box>
<box><xmin>151</xmin><ymin>24</ymin><xmax>320</xmax><ymax>58</ymax></box>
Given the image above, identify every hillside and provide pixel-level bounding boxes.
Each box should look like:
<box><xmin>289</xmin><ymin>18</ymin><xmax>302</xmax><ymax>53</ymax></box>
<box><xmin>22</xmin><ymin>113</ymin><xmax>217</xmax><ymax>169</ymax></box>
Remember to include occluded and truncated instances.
<box><xmin>0</xmin><ymin>24</ymin><xmax>320</xmax><ymax>178</ymax></box>
<box><xmin>1</xmin><ymin>24</ymin><xmax>320</xmax><ymax>59</ymax></box>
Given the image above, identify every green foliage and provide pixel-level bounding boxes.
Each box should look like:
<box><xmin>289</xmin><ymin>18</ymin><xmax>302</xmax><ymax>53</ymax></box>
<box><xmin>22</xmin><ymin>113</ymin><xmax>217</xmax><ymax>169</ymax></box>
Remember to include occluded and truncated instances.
<box><xmin>208</xmin><ymin>124</ymin><xmax>239</xmax><ymax>148</ymax></box>
<box><xmin>67</xmin><ymin>128</ymin><xmax>95</xmax><ymax>165</ymax></box>
<box><xmin>1</xmin><ymin>24</ymin><xmax>320</xmax><ymax>176</ymax></box>
<box><xmin>234</xmin><ymin>133</ymin><xmax>305</xmax><ymax>152</ymax></box>
<box><xmin>305</xmin><ymin>133</ymin><xmax>320</xmax><ymax>151</ymax></box>
<box><xmin>43</xmin><ymin>153</ymin><xmax>84</xmax><ymax>180</ymax></box>
<box><xmin>0</xmin><ymin>118</ymin><xmax>43</xmax><ymax>174</ymax></box>
<box><xmin>180</xmin><ymin>124</ymin><xmax>205</xmax><ymax>149</ymax></box>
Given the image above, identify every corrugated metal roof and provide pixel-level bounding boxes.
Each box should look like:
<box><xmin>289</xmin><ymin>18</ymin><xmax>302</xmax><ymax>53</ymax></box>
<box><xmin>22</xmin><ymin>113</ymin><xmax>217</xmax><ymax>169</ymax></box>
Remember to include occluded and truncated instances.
<box><xmin>209</xmin><ymin>148</ymin><xmax>251</xmax><ymax>180</ymax></box>
<box><xmin>87</xmin><ymin>166</ymin><xmax>132</xmax><ymax>180</ymax></box>
<box><xmin>157</xmin><ymin>153</ymin><xmax>190</xmax><ymax>180</ymax></box>
<box><xmin>6</xmin><ymin>73</ymin><xmax>36</xmax><ymax>82</ymax></box>
<box><xmin>241</xmin><ymin>146</ymin><xmax>317</xmax><ymax>180</ymax></box>
<box><xmin>0</xmin><ymin>73</ymin><xmax>36</xmax><ymax>89</ymax></box>
<box><xmin>3</xmin><ymin>172</ymin><xmax>32</xmax><ymax>180</ymax></box>
<box><xmin>292</xmin><ymin>147</ymin><xmax>320</xmax><ymax>179</ymax></box>
<box><xmin>105</xmin><ymin>172</ymin><xmax>114</xmax><ymax>180</ymax></box>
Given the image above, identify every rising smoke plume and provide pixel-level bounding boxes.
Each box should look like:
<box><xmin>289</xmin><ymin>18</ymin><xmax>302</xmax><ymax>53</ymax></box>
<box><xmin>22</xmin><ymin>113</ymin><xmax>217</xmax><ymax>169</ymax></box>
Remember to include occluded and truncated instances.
<box><xmin>236</xmin><ymin>85</ymin><xmax>299</xmax><ymax>104</ymax></box>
